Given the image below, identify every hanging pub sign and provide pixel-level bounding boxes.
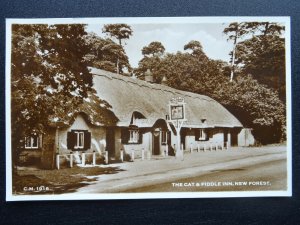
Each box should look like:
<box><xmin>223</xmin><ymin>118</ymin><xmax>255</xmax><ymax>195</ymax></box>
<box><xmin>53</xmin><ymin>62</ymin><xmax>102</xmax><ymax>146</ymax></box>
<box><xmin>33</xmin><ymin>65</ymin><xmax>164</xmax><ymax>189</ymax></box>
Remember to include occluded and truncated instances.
<box><xmin>168</xmin><ymin>97</ymin><xmax>186</xmax><ymax>121</ymax></box>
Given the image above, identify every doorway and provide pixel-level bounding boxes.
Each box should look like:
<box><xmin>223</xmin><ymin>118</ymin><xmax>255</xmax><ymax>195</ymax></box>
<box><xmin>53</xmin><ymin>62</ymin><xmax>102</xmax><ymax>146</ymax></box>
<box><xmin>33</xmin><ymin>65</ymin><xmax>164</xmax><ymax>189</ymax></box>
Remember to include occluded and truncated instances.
<box><xmin>106</xmin><ymin>127</ymin><xmax>115</xmax><ymax>158</ymax></box>
<box><xmin>153</xmin><ymin>131</ymin><xmax>160</xmax><ymax>155</ymax></box>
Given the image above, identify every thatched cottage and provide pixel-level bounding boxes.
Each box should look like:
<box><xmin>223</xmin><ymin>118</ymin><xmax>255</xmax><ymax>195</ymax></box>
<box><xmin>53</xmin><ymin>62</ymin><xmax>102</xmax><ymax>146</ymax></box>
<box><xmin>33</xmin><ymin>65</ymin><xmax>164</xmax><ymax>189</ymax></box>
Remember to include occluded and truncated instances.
<box><xmin>19</xmin><ymin>68</ymin><xmax>254</xmax><ymax>168</ymax></box>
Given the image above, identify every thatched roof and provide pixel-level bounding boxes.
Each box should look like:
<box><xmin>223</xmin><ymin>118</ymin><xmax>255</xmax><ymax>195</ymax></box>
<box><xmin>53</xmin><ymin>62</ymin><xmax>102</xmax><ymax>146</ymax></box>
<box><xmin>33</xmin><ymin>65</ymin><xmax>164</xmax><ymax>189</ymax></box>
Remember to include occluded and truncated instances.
<box><xmin>48</xmin><ymin>89</ymin><xmax>118</xmax><ymax>128</ymax></box>
<box><xmin>91</xmin><ymin>68</ymin><xmax>242</xmax><ymax>128</ymax></box>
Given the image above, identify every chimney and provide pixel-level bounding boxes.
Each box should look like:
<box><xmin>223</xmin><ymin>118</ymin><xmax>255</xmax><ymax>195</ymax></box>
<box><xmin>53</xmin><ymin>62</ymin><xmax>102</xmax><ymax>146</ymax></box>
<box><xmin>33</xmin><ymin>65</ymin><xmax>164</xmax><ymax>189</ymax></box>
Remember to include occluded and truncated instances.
<box><xmin>144</xmin><ymin>69</ymin><xmax>153</xmax><ymax>83</ymax></box>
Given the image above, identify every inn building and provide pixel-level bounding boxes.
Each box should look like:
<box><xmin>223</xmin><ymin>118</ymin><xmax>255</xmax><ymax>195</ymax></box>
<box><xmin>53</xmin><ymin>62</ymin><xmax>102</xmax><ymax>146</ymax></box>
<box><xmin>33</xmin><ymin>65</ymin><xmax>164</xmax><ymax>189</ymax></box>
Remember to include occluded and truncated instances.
<box><xmin>18</xmin><ymin>68</ymin><xmax>255</xmax><ymax>168</ymax></box>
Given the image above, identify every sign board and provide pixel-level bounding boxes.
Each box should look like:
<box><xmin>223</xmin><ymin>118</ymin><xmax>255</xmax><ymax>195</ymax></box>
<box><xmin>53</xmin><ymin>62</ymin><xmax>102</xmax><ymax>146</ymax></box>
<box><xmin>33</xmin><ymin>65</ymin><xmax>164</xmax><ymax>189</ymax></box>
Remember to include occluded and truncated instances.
<box><xmin>168</xmin><ymin>97</ymin><xmax>186</xmax><ymax>121</ymax></box>
<box><xmin>170</xmin><ymin>105</ymin><xmax>184</xmax><ymax>120</ymax></box>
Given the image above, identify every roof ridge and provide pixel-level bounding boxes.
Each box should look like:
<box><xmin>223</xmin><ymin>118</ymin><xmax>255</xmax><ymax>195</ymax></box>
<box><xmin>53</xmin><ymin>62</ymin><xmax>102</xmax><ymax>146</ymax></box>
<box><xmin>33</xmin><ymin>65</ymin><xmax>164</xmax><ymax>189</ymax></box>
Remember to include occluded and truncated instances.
<box><xmin>90</xmin><ymin>67</ymin><xmax>213</xmax><ymax>102</ymax></box>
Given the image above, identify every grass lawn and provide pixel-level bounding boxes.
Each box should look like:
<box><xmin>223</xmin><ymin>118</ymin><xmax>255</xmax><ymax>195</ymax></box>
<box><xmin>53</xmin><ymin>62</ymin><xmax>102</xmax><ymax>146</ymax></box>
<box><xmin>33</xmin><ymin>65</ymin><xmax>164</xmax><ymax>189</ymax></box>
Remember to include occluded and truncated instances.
<box><xmin>13</xmin><ymin>165</ymin><xmax>124</xmax><ymax>195</ymax></box>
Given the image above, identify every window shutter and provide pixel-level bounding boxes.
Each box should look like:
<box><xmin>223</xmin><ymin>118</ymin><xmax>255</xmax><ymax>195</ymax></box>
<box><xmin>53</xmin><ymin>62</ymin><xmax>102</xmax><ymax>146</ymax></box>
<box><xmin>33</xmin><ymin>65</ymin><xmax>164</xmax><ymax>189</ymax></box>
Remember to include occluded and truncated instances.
<box><xmin>84</xmin><ymin>131</ymin><xmax>91</xmax><ymax>150</ymax></box>
<box><xmin>67</xmin><ymin>131</ymin><xmax>75</xmax><ymax>150</ymax></box>
<box><xmin>121</xmin><ymin>128</ymin><xmax>129</xmax><ymax>144</ymax></box>
<box><xmin>138</xmin><ymin>131</ymin><xmax>143</xmax><ymax>144</ymax></box>
<box><xmin>195</xmin><ymin>129</ymin><xmax>200</xmax><ymax>141</ymax></box>
<box><xmin>167</xmin><ymin>131</ymin><xmax>171</xmax><ymax>145</ymax></box>
<box><xmin>207</xmin><ymin>129</ymin><xmax>212</xmax><ymax>140</ymax></box>
<box><xmin>38</xmin><ymin>134</ymin><xmax>43</xmax><ymax>149</ymax></box>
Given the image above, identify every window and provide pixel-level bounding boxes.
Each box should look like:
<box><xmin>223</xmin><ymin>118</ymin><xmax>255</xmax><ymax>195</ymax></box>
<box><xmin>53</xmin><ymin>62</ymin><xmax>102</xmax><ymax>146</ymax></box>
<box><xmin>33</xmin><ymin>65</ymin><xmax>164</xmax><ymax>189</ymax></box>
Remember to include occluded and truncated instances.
<box><xmin>25</xmin><ymin>134</ymin><xmax>40</xmax><ymax>149</ymax></box>
<box><xmin>121</xmin><ymin>128</ymin><xmax>142</xmax><ymax>144</ymax></box>
<box><xmin>161</xmin><ymin>131</ymin><xmax>167</xmax><ymax>144</ymax></box>
<box><xmin>195</xmin><ymin>129</ymin><xmax>208</xmax><ymax>141</ymax></box>
<box><xmin>67</xmin><ymin>130</ymin><xmax>91</xmax><ymax>151</ymax></box>
<box><xmin>129</xmin><ymin>130</ymin><xmax>139</xmax><ymax>143</ymax></box>
<box><xmin>74</xmin><ymin>131</ymin><xmax>84</xmax><ymax>149</ymax></box>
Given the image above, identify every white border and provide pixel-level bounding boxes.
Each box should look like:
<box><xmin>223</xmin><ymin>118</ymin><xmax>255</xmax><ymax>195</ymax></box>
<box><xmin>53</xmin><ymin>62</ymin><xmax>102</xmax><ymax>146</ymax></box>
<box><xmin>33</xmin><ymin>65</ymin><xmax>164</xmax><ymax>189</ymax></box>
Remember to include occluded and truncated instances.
<box><xmin>5</xmin><ymin>17</ymin><xmax>292</xmax><ymax>201</ymax></box>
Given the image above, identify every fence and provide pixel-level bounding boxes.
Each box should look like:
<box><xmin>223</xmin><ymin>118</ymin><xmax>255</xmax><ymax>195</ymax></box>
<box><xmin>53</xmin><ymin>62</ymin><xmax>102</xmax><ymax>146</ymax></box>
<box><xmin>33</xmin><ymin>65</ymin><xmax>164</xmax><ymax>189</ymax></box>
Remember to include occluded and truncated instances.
<box><xmin>187</xmin><ymin>141</ymin><xmax>230</xmax><ymax>153</ymax></box>
<box><xmin>56</xmin><ymin>142</ymin><xmax>230</xmax><ymax>169</ymax></box>
<box><xmin>56</xmin><ymin>151</ymin><xmax>103</xmax><ymax>170</ymax></box>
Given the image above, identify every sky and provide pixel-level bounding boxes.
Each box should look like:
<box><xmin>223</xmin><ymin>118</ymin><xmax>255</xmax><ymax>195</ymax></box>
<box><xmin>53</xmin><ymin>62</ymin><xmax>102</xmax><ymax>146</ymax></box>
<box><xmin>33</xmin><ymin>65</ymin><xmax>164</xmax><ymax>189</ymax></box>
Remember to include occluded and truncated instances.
<box><xmin>86</xmin><ymin>23</ymin><xmax>233</xmax><ymax>68</ymax></box>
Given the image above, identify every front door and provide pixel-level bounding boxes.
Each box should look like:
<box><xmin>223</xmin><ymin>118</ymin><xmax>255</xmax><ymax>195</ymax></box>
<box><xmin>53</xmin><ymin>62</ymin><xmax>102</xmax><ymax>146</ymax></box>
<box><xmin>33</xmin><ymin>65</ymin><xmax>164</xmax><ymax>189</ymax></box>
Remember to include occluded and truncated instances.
<box><xmin>106</xmin><ymin>127</ymin><xmax>115</xmax><ymax>158</ymax></box>
<box><xmin>153</xmin><ymin>132</ymin><xmax>160</xmax><ymax>155</ymax></box>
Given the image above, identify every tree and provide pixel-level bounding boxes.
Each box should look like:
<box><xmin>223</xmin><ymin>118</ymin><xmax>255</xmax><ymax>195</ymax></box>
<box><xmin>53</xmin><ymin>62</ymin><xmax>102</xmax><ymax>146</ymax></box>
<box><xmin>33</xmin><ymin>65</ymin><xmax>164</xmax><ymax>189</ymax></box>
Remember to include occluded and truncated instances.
<box><xmin>224</xmin><ymin>21</ymin><xmax>285</xmax><ymax>83</ymax></box>
<box><xmin>184</xmin><ymin>40</ymin><xmax>205</xmax><ymax>58</ymax></box>
<box><xmin>223</xmin><ymin>22</ymin><xmax>252</xmax><ymax>82</ymax></box>
<box><xmin>139</xmin><ymin>44</ymin><xmax>286</xmax><ymax>144</ymax></box>
<box><xmin>235</xmin><ymin>35</ymin><xmax>286</xmax><ymax>101</ymax></box>
<box><xmin>11</xmin><ymin>24</ymin><xmax>115</xmax><ymax>168</ymax></box>
<box><xmin>135</xmin><ymin>41</ymin><xmax>166</xmax><ymax>81</ymax></box>
<box><xmin>216</xmin><ymin>74</ymin><xmax>286</xmax><ymax>144</ymax></box>
<box><xmin>141</xmin><ymin>41</ymin><xmax>165</xmax><ymax>57</ymax></box>
<box><xmin>243</xmin><ymin>22</ymin><xmax>284</xmax><ymax>36</ymax></box>
<box><xmin>232</xmin><ymin>22</ymin><xmax>286</xmax><ymax>101</ymax></box>
<box><xmin>84</xmin><ymin>33</ymin><xmax>131</xmax><ymax>74</ymax></box>
<box><xmin>102</xmin><ymin>24</ymin><xmax>133</xmax><ymax>74</ymax></box>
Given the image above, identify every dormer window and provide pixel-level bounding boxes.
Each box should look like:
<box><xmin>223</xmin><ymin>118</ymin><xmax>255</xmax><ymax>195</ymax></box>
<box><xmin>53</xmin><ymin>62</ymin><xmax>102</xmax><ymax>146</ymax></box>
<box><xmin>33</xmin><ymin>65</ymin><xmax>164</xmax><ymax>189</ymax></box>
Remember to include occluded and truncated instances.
<box><xmin>120</xmin><ymin>111</ymin><xmax>145</xmax><ymax>144</ymax></box>
<box><xmin>121</xmin><ymin>125</ymin><xmax>142</xmax><ymax>145</ymax></box>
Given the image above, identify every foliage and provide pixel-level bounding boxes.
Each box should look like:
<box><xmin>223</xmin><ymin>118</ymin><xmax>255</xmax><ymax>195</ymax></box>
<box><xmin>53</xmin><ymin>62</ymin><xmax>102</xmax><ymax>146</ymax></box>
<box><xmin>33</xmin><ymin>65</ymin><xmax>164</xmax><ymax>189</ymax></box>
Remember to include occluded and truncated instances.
<box><xmin>11</xmin><ymin>24</ymin><xmax>116</xmax><ymax>157</ymax></box>
<box><xmin>223</xmin><ymin>22</ymin><xmax>285</xmax><ymax>84</ymax></box>
<box><xmin>102</xmin><ymin>24</ymin><xmax>133</xmax><ymax>74</ymax></box>
<box><xmin>134</xmin><ymin>41</ymin><xmax>166</xmax><ymax>81</ymax></box>
<box><xmin>141</xmin><ymin>41</ymin><xmax>165</xmax><ymax>57</ymax></box>
<box><xmin>102</xmin><ymin>24</ymin><xmax>133</xmax><ymax>45</ymax></box>
<box><xmin>213</xmin><ymin>74</ymin><xmax>286</xmax><ymax>144</ymax></box>
<box><xmin>135</xmin><ymin>39</ymin><xmax>286</xmax><ymax>143</ymax></box>
<box><xmin>12</xmin><ymin>24</ymin><xmax>89</xmax><ymax>136</ymax></box>
<box><xmin>84</xmin><ymin>32</ymin><xmax>131</xmax><ymax>74</ymax></box>
<box><xmin>235</xmin><ymin>33</ymin><xmax>286</xmax><ymax>101</ymax></box>
<box><xmin>184</xmin><ymin>40</ymin><xmax>205</xmax><ymax>57</ymax></box>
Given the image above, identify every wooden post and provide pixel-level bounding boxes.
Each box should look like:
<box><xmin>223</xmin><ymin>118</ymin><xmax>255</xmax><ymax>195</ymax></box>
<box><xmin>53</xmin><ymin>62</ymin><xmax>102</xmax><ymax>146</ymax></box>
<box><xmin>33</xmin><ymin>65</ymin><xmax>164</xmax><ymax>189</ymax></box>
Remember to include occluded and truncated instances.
<box><xmin>56</xmin><ymin>154</ymin><xmax>60</xmax><ymax>170</ymax></box>
<box><xmin>174</xmin><ymin>144</ymin><xmax>176</xmax><ymax>158</ymax></box>
<box><xmin>82</xmin><ymin>153</ymin><xmax>85</xmax><ymax>166</ymax></box>
<box><xmin>131</xmin><ymin>149</ymin><xmax>135</xmax><ymax>161</ymax></box>
<box><xmin>227</xmin><ymin>132</ymin><xmax>231</xmax><ymax>148</ymax></box>
<box><xmin>197</xmin><ymin>144</ymin><xmax>200</xmax><ymax>152</ymax></box>
<box><xmin>70</xmin><ymin>152</ymin><xmax>73</xmax><ymax>168</ymax></box>
<box><xmin>120</xmin><ymin>149</ymin><xmax>124</xmax><ymax>162</ymax></box>
<box><xmin>166</xmin><ymin>145</ymin><xmax>169</xmax><ymax>156</ymax></box>
<box><xmin>93</xmin><ymin>151</ymin><xmax>96</xmax><ymax>166</ymax></box>
<box><xmin>105</xmin><ymin>151</ymin><xmax>108</xmax><ymax>164</ymax></box>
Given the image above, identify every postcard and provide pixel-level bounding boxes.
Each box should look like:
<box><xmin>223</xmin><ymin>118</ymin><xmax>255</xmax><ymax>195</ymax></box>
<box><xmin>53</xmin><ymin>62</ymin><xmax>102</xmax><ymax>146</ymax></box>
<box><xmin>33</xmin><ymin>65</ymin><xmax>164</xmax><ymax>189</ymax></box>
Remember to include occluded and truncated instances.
<box><xmin>6</xmin><ymin>17</ymin><xmax>292</xmax><ymax>200</ymax></box>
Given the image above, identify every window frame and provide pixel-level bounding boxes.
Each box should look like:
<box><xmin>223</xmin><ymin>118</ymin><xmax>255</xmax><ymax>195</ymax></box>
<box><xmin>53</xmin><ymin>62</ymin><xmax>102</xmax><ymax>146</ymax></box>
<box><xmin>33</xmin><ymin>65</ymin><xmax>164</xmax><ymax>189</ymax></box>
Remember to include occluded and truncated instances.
<box><xmin>128</xmin><ymin>129</ymin><xmax>139</xmax><ymax>144</ymax></box>
<box><xmin>24</xmin><ymin>134</ymin><xmax>40</xmax><ymax>149</ymax></box>
<box><xmin>74</xmin><ymin>131</ymin><xmax>85</xmax><ymax>149</ymax></box>
<box><xmin>161</xmin><ymin>130</ymin><xmax>167</xmax><ymax>144</ymax></box>
<box><xmin>196</xmin><ymin>129</ymin><xmax>207</xmax><ymax>141</ymax></box>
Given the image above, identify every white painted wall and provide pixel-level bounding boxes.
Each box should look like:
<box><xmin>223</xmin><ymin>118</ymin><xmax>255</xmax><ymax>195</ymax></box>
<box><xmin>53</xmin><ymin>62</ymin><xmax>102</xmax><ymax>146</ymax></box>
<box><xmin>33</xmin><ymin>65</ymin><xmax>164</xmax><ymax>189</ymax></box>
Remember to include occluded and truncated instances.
<box><xmin>56</xmin><ymin>114</ymin><xmax>106</xmax><ymax>155</ymax></box>
<box><xmin>238</xmin><ymin>128</ymin><xmax>255</xmax><ymax>146</ymax></box>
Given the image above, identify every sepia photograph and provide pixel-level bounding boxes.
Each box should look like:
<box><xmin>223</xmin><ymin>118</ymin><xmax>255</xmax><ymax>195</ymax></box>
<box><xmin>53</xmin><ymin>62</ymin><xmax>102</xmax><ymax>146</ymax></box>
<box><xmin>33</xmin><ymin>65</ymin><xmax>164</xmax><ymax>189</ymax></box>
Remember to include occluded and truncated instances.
<box><xmin>5</xmin><ymin>17</ymin><xmax>291</xmax><ymax>200</ymax></box>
